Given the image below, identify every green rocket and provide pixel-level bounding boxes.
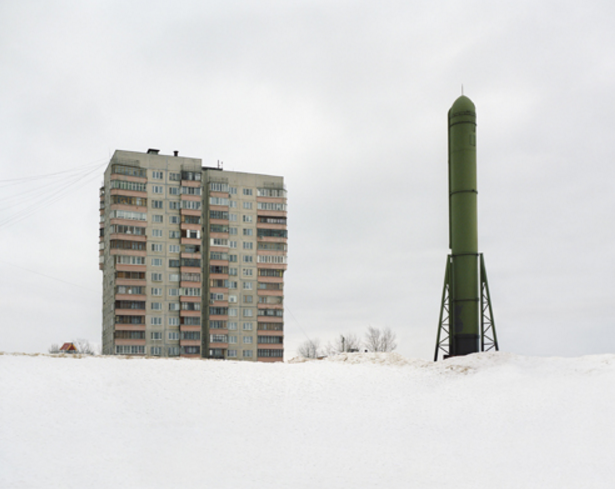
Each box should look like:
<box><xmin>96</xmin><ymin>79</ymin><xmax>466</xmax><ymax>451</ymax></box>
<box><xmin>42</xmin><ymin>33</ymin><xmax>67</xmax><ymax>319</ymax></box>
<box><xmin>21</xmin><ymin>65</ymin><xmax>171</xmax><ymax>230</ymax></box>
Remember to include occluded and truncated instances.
<box><xmin>435</xmin><ymin>95</ymin><xmax>499</xmax><ymax>360</ymax></box>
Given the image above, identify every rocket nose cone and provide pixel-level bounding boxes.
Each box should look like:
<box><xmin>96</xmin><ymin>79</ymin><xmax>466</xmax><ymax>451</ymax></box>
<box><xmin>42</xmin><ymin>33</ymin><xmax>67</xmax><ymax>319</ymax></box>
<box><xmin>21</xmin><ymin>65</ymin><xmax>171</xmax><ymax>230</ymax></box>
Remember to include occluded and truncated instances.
<box><xmin>451</xmin><ymin>95</ymin><xmax>475</xmax><ymax>113</ymax></box>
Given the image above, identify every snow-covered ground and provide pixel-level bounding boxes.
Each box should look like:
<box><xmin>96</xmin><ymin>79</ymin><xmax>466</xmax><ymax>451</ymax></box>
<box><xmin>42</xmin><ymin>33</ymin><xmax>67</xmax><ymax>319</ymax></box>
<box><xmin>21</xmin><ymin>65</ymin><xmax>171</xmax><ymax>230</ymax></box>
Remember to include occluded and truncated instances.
<box><xmin>1</xmin><ymin>352</ymin><xmax>614</xmax><ymax>488</ymax></box>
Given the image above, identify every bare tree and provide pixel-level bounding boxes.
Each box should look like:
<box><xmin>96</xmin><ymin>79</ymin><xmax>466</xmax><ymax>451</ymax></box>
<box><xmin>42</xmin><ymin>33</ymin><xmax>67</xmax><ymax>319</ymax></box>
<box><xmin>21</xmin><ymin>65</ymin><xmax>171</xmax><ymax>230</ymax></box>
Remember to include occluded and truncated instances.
<box><xmin>297</xmin><ymin>338</ymin><xmax>321</xmax><ymax>359</ymax></box>
<box><xmin>380</xmin><ymin>327</ymin><xmax>397</xmax><ymax>352</ymax></box>
<box><xmin>73</xmin><ymin>339</ymin><xmax>96</xmax><ymax>355</ymax></box>
<box><xmin>48</xmin><ymin>343</ymin><xmax>60</xmax><ymax>354</ymax></box>
<box><xmin>364</xmin><ymin>326</ymin><xmax>381</xmax><ymax>352</ymax></box>
<box><xmin>364</xmin><ymin>326</ymin><xmax>397</xmax><ymax>352</ymax></box>
<box><xmin>325</xmin><ymin>334</ymin><xmax>361</xmax><ymax>355</ymax></box>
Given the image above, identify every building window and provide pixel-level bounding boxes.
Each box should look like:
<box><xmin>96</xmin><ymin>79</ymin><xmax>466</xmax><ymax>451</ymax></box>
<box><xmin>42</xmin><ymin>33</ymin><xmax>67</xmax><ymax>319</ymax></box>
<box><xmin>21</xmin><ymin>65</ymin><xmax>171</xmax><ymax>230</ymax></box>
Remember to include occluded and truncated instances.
<box><xmin>257</xmin><ymin>202</ymin><xmax>287</xmax><ymax>212</ymax></box>
<box><xmin>152</xmin><ymin>229</ymin><xmax>163</xmax><ymax>237</ymax></box>
<box><xmin>258</xmin><ymin>349</ymin><xmax>284</xmax><ymax>358</ymax></box>
<box><xmin>229</xmin><ymin>308</ymin><xmax>238</xmax><ymax>317</ymax></box>
<box><xmin>230</xmin><ymin>201</ymin><xmax>237</xmax><ymax>208</ymax></box>
<box><xmin>242</xmin><ymin>188</ymin><xmax>253</xmax><ymax>196</ymax></box>
<box><xmin>243</xmin><ymin>309</ymin><xmax>253</xmax><ymax>317</ymax></box>
<box><xmin>242</xmin><ymin>228</ymin><xmax>253</xmax><ymax>236</ymax></box>
<box><xmin>116</xmin><ymin>345</ymin><xmax>145</xmax><ymax>355</ymax></box>
<box><xmin>210</xmin><ymin>238</ymin><xmax>229</xmax><ymax>247</ymax></box>
<box><xmin>151</xmin><ymin>288</ymin><xmax>162</xmax><ymax>296</ymax></box>
<box><xmin>210</xmin><ymin>334</ymin><xmax>228</xmax><ymax>343</ymax></box>
<box><xmin>243</xmin><ymin>322</ymin><xmax>253</xmax><ymax>331</ymax></box>
<box><xmin>182</xmin><ymin>186</ymin><xmax>203</xmax><ymax>195</ymax></box>
<box><xmin>181</xmin><ymin>200</ymin><xmax>202</xmax><ymax>210</ymax></box>
<box><xmin>168</xmin><ymin>288</ymin><xmax>179</xmax><ymax>297</ymax></box>
<box><xmin>151</xmin><ymin>332</ymin><xmax>163</xmax><ymax>340</ymax></box>
<box><xmin>152</xmin><ymin>215</ymin><xmax>163</xmax><ymax>223</ymax></box>
<box><xmin>243</xmin><ymin>336</ymin><xmax>253</xmax><ymax>344</ymax></box>
<box><xmin>229</xmin><ymin>254</ymin><xmax>237</xmax><ymax>262</ymax></box>
<box><xmin>257</xmin><ymin>255</ymin><xmax>288</xmax><ymax>264</ymax></box>
<box><xmin>209</xmin><ymin>197</ymin><xmax>229</xmax><ymax>206</ymax></box>
<box><xmin>229</xmin><ymin>187</ymin><xmax>237</xmax><ymax>195</ymax></box>
<box><xmin>257</xmin><ymin>188</ymin><xmax>286</xmax><ymax>198</ymax></box>
<box><xmin>229</xmin><ymin>241</ymin><xmax>237</xmax><ymax>249</ymax></box>
<box><xmin>169</xmin><ymin>231</ymin><xmax>180</xmax><ymax>239</ymax></box>
<box><xmin>229</xmin><ymin>322</ymin><xmax>238</xmax><ymax>330</ymax></box>
<box><xmin>228</xmin><ymin>295</ymin><xmax>237</xmax><ymax>303</ymax></box>
<box><xmin>229</xmin><ymin>268</ymin><xmax>238</xmax><ymax>276</ymax></box>
<box><xmin>152</xmin><ymin>171</ymin><xmax>164</xmax><ymax>180</ymax></box>
<box><xmin>229</xmin><ymin>336</ymin><xmax>237</xmax><ymax>344</ymax></box>
<box><xmin>152</xmin><ymin>185</ymin><xmax>164</xmax><ymax>194</ymax></box>
<box><xmin>169</xmin><ymin>215</ymin><xmax>180</xmax><ymax>224</ymax></box>
<box><xmin>115</xmin><ymin>255</ymin><xmax>146</xmax><ymax>265</ymax></box>
<box><xmin>168</xmin><ymin>331</ymin><xmax>179</xmax><ymax>340</ymax></box>
<box><xmin>151</xmin><ymin>244</ymin><xmax>163</xmax><ymax>252</ymax></box>
<box><xmin>243</xmin><ymin>255</ymin><xmax>253</xmax><ymax>263</ymax></box>
<box><xmin>169</xmin><ymin>273</ymin><xmax>180</xmax><ymax>282</ymax></box>
<box><xmin>169</xmin><ymin>245</ymin><xmax>180</xmax><ymax>253</ymax></box>
<box><xmin>151</xmin><ymin>303</ymin><xmax>162</xmax><ymax>311</ymax></box>
<box><xmin>243</xmin><ymin>282</ymin><xmax>253</xmax><ymax>290</ymax></box>
<box><xmin>168</xmin><ymin>318</ymin><xmax>179</xmax><ymax>327</ymax></box>
<box><xmin>168</xmin><ymin>346</ymin><xmax>180</xmax><ymax>356</ymax></box>
<box><xmin>229</xmin><ymin>214</ymin><xmax>237</xmax><ymax>222</ymax></box>
<box><xmin>152</xmin><ymin>200</ymin><xmax>163</xmax><ymax>209</ymax></box>
<box><xmin>242</xmin><ymin>215</ymin><xmax>253</xmax><ymax>223</ymax></box>
<box><xmin>169</xmin><ymin>303</ymin><xmax>179</xmax><ymax>311</ymax></box>
<box><xmin>169</xmin><ymin>201</ymin><xmax>180</xmax><ymax>210</ymax></box>
<box><xmin>229</xmin><ymin>227</ymin><xmax>237</xmax><ymax>235</ymax></box>
<box><xmin>242</xmin><ymin>201</ymin><xmax>252</xmax><ymax>209</ymax></box>
<box><xmin>243</xmin><ymin>350</ymin><xmax>253</xmax><ymax>358</ymax></box>
<box><xmin>169</xmin><ymin>187</ymin><xmax>179</xmax><ymax>195</ymax></box>
<box><xmin>229</xmin><ymin>281</ymin><xmax>238</xmax><ymax>289</ymax></box>
<box><xmin>169</xmin><ymin>172</ymin><xmax>180</xmax><ymax>181</ymax></box>
<box><xmin>109</xmin><ymin>210</ymin><xmax>147</xmax><ymax>221</ymax></box>
<box><xmin>242</xmin><ymin>269</ymin><xmax>253</xmax><ymax>276</ymax></box>
<box><xmin>209</xmin><ymin>182</ymin><xmax>229</xmax><ymax>192</ymax></box>
<box><xmin>111</xmin><ymin>164</ymin><xmax>147</xmax><ymax>179</ymax></box>
<box><xmin>151</xmin><ymin>258</ymin><xmax>162</xmax><ymax>266</ymax></box>
<box><xmin>151</xmin><ymin>273</ymin><xmax>162</xmax><ymax>281</ymax></box>
<box><xmin>169</xmin><ymin>259</ymin><xmax>180</xmax><ymax>268</ymax></box>
<box><xmin>228</xmin><ymin>349</ymin><xmax>237</xmax><ymax>358</ymax></box>
<box><xmin>110</xmin><ymin>180</ymin><xmax>147</xmax><ymax>192</ymax></box>
<box><xmin>243</xmin><ymin>295</ymin><xmax>253</xmax><ymax>304</ymax></box>
<box><xmin>181</xmin><ymin>169</ymin><xmax>202</xmax><ymax>183</ymax></box>
<box><xmin>150</xmin><ymin>317</ymin><xmax>162</xmax><ymax>325</ymax></box>
<box><xmin>243</xmin><ymin>242</ymin><xmax>253</xmax><ymax>250</ymax></box>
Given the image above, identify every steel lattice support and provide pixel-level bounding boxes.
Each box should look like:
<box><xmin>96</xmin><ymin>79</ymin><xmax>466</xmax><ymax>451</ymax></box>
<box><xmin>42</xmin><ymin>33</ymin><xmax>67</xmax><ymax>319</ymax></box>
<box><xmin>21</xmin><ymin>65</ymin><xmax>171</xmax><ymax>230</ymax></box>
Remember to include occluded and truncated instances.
<box><xmin>479</xmin><ymin>253</ymin><xmax>499</xmax><ymax>352</ymax></box>
<box><xmin>434</xmin><ymin>256</ymin><xmax>452</xmax><ymax>361</ymax></box>
<box><xmin>435</xmin><ymin>254</ymin><xmax>499</xmax><ymax>361</ymax></box>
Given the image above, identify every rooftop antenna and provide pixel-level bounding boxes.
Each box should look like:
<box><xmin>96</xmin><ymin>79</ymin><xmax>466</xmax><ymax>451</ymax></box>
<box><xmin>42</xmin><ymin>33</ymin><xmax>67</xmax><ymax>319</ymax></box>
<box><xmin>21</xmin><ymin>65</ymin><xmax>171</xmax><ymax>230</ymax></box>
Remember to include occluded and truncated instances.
<box><xmin>461</xmin><ymin>84</ymin><xmax>464</xmax><ymax>95</ymax></box>
<box><xmin>217</xmin><ymin>160</ymin><xmax>224</xmax><ymax>170</ymax></box>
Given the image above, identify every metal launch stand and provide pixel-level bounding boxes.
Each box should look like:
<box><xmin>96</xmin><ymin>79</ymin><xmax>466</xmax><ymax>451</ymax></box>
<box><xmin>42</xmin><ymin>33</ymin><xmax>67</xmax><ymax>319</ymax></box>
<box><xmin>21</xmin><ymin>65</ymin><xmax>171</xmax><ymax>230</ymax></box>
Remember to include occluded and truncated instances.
<box><xmin>434</xmin><ymin>253</ymin><xmax>498</xmax><ymax>361</ymax></box>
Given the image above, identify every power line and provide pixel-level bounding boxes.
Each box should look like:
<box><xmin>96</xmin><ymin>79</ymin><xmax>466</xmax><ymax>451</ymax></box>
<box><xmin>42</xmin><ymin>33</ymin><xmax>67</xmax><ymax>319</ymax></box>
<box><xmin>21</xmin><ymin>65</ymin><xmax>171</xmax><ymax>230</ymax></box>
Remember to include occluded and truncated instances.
<box><xmin>0</xmin><ymin>260</ymin><xmax>99</xmax><ymax>294</ymax></box>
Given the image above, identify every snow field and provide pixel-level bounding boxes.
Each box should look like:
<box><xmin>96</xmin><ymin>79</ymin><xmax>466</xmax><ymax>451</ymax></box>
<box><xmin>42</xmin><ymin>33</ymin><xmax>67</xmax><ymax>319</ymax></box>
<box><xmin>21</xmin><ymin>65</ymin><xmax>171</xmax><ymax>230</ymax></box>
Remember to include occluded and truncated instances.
<box><xmin>1</xmin><ymin>352</ymin><xmax>614</xmax><ymax>488</ymax></box>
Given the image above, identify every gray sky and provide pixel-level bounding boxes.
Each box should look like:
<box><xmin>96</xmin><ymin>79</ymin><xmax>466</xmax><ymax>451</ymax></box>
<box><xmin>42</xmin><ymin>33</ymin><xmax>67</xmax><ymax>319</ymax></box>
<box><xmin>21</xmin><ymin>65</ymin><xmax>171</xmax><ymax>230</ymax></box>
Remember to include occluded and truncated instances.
<box><xmin>1</xmin><ymin>0</ymin><xmax>614</xmax><ymax>359</ymax></box>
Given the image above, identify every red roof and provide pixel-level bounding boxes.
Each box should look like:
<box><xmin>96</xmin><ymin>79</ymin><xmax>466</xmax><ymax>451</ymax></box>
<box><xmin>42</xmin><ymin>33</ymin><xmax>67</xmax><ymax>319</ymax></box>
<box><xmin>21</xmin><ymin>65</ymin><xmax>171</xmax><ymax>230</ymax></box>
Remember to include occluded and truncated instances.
<box><xmin>59</xmin><ymin>343</ymin><xmax>78</xmax><ymax>352</ymax></box>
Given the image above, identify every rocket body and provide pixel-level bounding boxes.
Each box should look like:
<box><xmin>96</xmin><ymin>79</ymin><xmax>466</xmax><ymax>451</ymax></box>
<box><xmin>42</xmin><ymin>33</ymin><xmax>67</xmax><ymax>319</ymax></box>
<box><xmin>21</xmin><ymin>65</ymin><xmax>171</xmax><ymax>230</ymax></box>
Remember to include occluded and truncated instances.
<box><xmin>448</xmin><ymin>96</ymin><xmax>479</xmax><ymax>355</ymax></box>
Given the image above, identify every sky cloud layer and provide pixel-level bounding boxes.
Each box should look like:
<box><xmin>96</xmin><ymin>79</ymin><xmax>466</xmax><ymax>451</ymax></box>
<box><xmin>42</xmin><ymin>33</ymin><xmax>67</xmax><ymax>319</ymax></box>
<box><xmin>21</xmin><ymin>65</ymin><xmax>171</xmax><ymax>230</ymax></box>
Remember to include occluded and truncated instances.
<box><xmin>1</xmin><ymin>0</ymin><xmax>614</xmax><ymax>358</ymax></box>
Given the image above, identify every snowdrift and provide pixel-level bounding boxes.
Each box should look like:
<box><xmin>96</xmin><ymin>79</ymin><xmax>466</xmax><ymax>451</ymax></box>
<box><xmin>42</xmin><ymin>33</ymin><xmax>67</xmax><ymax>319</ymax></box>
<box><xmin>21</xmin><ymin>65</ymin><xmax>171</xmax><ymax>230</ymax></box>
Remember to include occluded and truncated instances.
<box><xmin>1</xmin><ymin>351</ymin><xmax>614</xmax><ymax>488</ymax></box>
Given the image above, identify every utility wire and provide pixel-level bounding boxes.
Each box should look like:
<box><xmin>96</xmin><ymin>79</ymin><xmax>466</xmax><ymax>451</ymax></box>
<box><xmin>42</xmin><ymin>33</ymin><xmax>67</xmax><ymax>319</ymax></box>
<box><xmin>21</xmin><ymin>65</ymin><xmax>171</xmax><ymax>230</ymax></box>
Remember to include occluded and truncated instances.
<box><xmin>0</xmin><ymin>161</ymin><xmax>106</xmax><ymax>229</ymax></box>
<box><xmin>0</xmin><ymin>260</ymin><xmax>99</xmax><ymax>294</ymax></box>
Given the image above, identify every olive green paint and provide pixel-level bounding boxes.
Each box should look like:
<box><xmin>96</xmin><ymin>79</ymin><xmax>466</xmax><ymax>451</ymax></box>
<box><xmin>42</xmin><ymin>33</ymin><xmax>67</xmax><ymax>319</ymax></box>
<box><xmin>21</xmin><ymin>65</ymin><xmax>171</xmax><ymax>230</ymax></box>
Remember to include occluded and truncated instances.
<box><xmin>435</xmin><ymin>95</ymin><xmax>499</xmax><ymax>360</ymax></box>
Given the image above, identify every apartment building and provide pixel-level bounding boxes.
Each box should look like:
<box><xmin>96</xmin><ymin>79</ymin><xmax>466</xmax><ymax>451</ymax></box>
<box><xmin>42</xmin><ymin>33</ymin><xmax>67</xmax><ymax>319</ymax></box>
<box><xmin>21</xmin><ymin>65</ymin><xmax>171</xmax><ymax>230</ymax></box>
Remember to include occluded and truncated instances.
<box><xmin>99</xmin><ymin>149</ymin><xmax>287</xmax><ymax>361</ymax></box>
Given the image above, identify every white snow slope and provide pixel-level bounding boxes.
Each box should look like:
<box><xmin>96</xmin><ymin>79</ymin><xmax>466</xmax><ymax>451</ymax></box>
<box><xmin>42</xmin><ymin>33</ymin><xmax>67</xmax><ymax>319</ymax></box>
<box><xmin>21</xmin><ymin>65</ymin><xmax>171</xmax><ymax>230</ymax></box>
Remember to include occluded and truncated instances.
<box><xmin>1</xmin><ymin>352</ymin><xmax>614</xmax><ymax>489</ymax></box>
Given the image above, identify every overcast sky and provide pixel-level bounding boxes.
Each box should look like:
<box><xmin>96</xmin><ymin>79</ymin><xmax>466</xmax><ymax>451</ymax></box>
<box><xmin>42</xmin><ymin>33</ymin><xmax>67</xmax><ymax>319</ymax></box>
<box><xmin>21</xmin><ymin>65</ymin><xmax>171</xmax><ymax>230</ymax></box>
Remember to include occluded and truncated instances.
<box><xmin>1</xmin><ymin>0</ymin><xmax>613</xmax><ymax>359</ymax></box>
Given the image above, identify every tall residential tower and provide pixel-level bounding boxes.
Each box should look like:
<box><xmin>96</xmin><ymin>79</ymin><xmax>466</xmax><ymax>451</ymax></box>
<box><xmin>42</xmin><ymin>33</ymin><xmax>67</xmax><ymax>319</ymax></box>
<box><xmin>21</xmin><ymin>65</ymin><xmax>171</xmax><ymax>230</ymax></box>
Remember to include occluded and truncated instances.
<box><xmin>99</xmin><ymin>149</ymin><xmax>287</xmax><ymax>361</ymax></box>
